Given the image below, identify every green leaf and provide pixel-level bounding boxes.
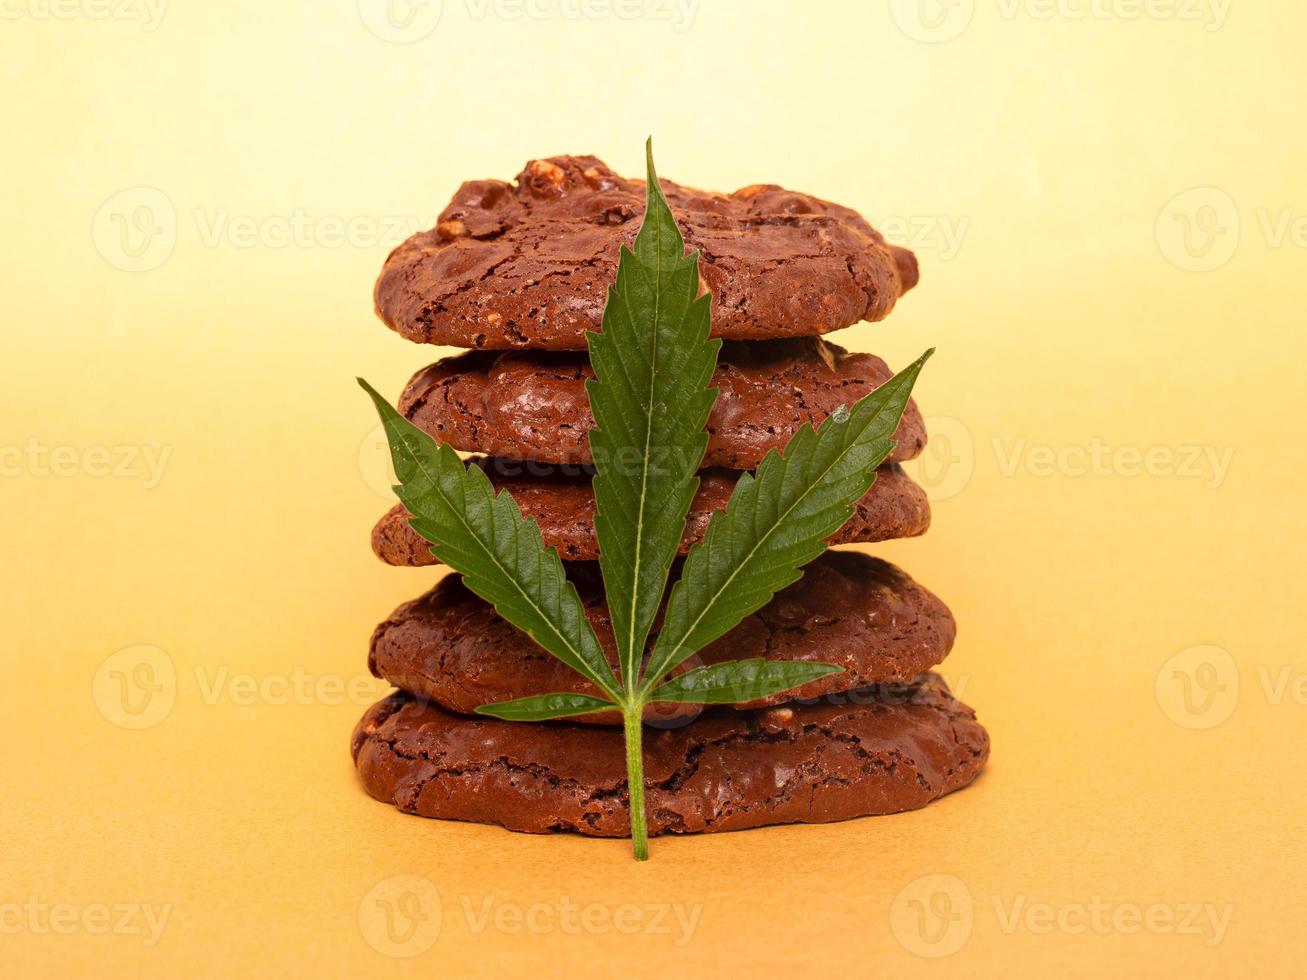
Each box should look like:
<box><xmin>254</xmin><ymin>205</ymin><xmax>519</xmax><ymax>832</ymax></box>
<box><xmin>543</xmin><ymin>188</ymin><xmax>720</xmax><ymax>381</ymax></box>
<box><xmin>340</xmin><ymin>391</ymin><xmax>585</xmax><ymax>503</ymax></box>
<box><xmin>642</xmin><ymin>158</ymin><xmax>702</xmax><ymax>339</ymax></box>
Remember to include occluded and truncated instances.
<box><xmin>585</xmin><ymin>137</ymin><xmax>720</xmax><ymax>694</ymax></box>
<box><xmin>649</xmin><ymin>659</ymin><xmax>844</xmax><ymax>705</ymax></box>
<box><xmin>359</xmin><ymin>379</ymin><xmax>621</xmax><ymax>701</ymax></box>
<box><xmin>641</xmin><ymin>350</ymin><xmax>932</xmax><ymax>693</ymax></box>
<box><xmin>475</xmin><ymin>692</ymin><xmax>616</xmax><ymax>722</ymax></box>
<box><xmin>356</xmin><ymin>138</ymin><xmax>939</xmax><ymax>862</ymax></box>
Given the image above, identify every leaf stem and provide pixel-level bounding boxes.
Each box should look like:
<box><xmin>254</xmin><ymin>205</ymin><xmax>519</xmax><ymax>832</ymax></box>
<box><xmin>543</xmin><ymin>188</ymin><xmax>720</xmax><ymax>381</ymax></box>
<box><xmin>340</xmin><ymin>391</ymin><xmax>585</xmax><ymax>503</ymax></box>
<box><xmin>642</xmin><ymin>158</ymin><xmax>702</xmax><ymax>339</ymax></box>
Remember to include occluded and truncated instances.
<box><xmin>622</xmin><ymin>707</ymin><xmax>650</xmax><ymax>861</ymax></box>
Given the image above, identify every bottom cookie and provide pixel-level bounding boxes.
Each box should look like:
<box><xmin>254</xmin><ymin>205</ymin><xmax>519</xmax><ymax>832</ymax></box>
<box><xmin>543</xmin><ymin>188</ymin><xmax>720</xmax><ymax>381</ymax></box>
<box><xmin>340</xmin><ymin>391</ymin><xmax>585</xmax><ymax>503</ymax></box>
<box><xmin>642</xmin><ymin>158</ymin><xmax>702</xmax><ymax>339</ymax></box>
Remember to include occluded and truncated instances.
<box><xmin>351</xmin><ymin>673</ymin><xmax>988</xmax><ymax>837</ymax></box>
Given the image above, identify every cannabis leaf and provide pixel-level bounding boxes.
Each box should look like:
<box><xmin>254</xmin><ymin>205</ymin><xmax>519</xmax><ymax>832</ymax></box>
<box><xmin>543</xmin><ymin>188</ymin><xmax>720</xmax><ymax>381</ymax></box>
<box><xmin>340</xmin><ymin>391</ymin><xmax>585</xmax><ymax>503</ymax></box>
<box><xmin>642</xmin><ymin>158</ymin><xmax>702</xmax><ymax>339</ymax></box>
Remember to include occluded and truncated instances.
<box><xmin>358</xmin><ymin>380</ymin><xmax>621</xmax><ymax>702</ymax></box>
<box><xmin>586</xmin><ymin>138</ymin><xmax>720</xmax><ymax>700</ymax></box>
<box><xmin>361</xmin><ymin>139</ymin><xmax>930</xmax><ymax>861</ymax></box>
<box><xmin>640</xmin><ymin>351</ymin><xmax>931</xmax><ymax>693</ymax></box>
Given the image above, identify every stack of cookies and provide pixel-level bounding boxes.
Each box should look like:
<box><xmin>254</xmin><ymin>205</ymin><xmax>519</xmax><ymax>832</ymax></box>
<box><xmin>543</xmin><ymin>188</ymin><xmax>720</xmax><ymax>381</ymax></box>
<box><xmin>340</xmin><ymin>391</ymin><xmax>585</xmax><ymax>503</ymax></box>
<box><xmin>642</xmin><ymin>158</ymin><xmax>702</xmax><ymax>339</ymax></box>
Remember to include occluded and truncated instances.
<box><xmin>352</xmin><ymin>156</ymin><xmax>988</xmax><ymax>837</ymax></box>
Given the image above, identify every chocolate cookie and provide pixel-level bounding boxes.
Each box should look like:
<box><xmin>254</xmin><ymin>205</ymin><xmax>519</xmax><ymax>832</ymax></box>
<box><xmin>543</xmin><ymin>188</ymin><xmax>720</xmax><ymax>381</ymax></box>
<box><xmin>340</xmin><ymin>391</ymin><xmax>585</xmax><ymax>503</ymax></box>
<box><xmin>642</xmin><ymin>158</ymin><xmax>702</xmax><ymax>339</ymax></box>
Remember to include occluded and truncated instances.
<box><xmin>372</xmin><ymin>460</ymin><xmax>931</xmax><ymax>567</ymax></box>
<box><xmin>398</xmin><ymin>338</ymin><xmax>927</xmax><ymax>469</ymax></box>
<box><xmin>375</xmin><ymin>155</ymin><xmax>919</xmax><ymax>350</ymax></box>
<box><xmin>370</xmin><ymin>551</ymin><xmax>955</xmax><ymax>725</ymax></box>
<box><xmin>351</xmin><ymin>673</ymin><xmax>987</xmax><ymax>837</ymax></box>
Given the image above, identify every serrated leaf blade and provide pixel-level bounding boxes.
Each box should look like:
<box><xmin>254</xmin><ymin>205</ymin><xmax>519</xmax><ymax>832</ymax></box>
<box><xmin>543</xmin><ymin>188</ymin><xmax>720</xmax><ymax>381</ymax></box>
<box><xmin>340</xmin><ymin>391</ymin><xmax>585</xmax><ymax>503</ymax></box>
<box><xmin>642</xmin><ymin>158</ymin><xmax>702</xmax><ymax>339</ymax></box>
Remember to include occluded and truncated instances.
<box><xmin>642</xmin><ymin>351</ymin><xmax>932</xmax><ymax>691</ymax></box>
<box><xmin>649</xmin><ymin>659</ymin><xmax>844</xmax><ymax>705</ymax></box>
<box><xmin>474</xmin><ymin>692</ymin><xmax>616</xmax><ymax>722</ymax></box>
<box><xmin>585</xmin><ymin>138</ymin><xmax>720</xmax><ymax>693</ymax></box>
<box><xmin>359</xmin><ymin>379</ymin><xmax>620</xmax><ymax>699</ymax></box>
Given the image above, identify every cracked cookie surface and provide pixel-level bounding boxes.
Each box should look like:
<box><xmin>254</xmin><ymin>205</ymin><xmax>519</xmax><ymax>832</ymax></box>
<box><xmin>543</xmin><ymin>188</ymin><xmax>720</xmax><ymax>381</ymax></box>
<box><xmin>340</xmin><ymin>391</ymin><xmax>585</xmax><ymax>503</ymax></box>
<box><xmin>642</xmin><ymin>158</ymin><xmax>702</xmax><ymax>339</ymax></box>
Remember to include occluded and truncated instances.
<box><xmin>398</xmin><ymin>337</ymin><xmax>926</xmax><ymax>469</ymax></box>
<box><xmin>371</xmin><ymin>459</ymin><xmax>930</xmax><ymax>566</ymax></box>
<box><xmin>370</xmin><ymin>551</ymin><xmax>956</xmax><ymax>725</ymax></box>
<box><xmin>351</xmin><ymin>673</ymin><xmax>988</xmax><ymax>837</ymax></box>
<box><xmin>374</xmin><ymin>155</ymin><xmax>918</xmax><ymax>350</ymax></box>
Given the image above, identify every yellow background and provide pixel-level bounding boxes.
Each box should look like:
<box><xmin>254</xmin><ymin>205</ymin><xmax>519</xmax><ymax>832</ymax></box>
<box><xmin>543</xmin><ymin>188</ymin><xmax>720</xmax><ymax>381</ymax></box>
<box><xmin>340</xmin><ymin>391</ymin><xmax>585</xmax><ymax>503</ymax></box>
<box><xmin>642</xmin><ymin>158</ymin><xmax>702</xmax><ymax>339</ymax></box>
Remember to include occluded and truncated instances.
<box><xmin>4</xmin><ymin>1</ymin><xmax>1305</xmax><ymax>975</ymax></box>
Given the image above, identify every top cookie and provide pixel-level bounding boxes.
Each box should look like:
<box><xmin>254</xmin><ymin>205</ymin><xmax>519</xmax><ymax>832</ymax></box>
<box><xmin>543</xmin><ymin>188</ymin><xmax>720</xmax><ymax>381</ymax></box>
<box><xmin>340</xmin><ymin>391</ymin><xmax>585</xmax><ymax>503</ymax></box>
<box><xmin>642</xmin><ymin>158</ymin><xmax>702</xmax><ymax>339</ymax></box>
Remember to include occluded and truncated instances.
<box><xmin>374</xmin><ymin>155</ymin><xmax>920</xmax><ymax>350</ymax></box>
